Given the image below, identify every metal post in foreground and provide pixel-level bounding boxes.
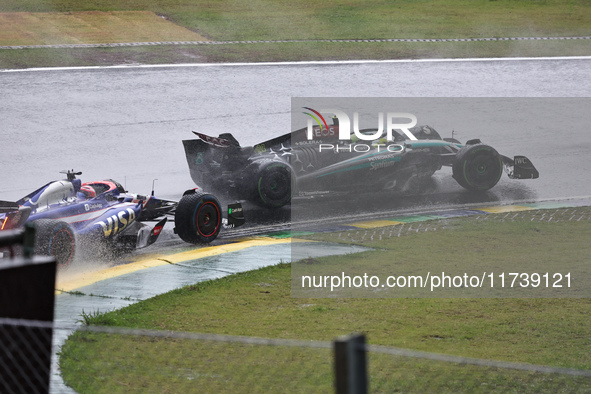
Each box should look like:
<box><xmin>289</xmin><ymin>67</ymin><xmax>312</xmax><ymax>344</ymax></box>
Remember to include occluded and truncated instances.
<box><xmin>0</xmin><ymin>224</ymin><xmax>56</xmax><ymax>393</ymax></box>
<box><xmin>334</xmin><ymin>333</ymin><xmax>368</xmax><ymax>394</ymax></box>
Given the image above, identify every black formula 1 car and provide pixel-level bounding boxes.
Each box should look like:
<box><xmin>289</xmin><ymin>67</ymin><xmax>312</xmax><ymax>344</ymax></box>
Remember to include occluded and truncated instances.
<box><xmin>0</xmin><ymin>171</ymin><xmax>245</xmax><ymax>267</ymax></box>
<box><xmin>182</xmin><ymin>119</ymin><xmax>539</xmax><ymax>209</ymax></box>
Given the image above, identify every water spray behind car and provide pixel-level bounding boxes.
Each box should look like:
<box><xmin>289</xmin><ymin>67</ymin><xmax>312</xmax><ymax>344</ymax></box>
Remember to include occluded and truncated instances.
<box><xmin>0</xmin><ymin>170</ymin><xmax>245</xmax><ymax>269</ymax></box>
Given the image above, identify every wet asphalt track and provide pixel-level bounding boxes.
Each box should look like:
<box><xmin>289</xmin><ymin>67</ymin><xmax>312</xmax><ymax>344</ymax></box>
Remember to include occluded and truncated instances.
<box><xmin>2</xmin><ymin>57</ymin><xmax>591</xmax><ymax>392</ymax></box>
<box><xmin>2</xmin><ymin>57</ymin><xmax>591</xmax><ymax>203</ymax></box>
<box><xmin>4</xmin><ymin>59</ymin><xmax>590</xmax><ymax>231</ymax></box>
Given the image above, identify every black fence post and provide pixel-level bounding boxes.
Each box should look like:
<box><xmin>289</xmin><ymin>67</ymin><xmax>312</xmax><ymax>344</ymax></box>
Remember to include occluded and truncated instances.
<box><xmin>334</xmin><ymin>333</ymin><xmax>368</xmax><ymax>394</ymax></box>
<box><xmin>0</xmin><ymin>225</ymin><xmax>56</xmax><ymax>393</ymax></box>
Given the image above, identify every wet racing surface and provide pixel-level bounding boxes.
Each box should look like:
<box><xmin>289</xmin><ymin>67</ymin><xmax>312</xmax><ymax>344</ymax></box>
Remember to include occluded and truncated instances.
<box><xmin>2</xmin><ymin>58</ymin><xmax>591</xmax><ymax>204</ymax></box>
<box><xmin>1</xmin><ymin>59</ymin><xmax>590</xmax><ymax>279</ymax></box>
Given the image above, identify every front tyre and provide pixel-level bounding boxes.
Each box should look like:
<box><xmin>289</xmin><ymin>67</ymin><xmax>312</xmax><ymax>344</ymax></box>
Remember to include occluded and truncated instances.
<box><xmin>33</xmin><ymin>219</ymin><xmax>76</xmax><ymax>268</ymax></box>
<box><xmin>452</xmin><ymin>143</ymin><xmax>503</xmax><ymax>191</ymax></box>
<box><xmin>175</xmin><ymin>191</ymin><xmax>222</xmax><ymax>244</ymax></box>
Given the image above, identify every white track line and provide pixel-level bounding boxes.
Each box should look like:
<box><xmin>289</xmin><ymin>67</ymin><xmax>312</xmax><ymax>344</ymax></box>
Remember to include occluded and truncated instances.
<box><xmin>3</xmin><ymin>55</ymin><xmax>591</xmax><ymax>73</ymax></box>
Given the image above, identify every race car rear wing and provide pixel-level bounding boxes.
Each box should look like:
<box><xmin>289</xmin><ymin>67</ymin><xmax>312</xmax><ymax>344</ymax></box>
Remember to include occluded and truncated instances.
<box><xmin>501</xmin><ymin>155</ymin><xmax>539</xmax><ymax>180</ymax></box>
<box><xmin>182</xmin><ymin>132</ymin><xmax>250</xmax><ymax>191</ymax></box>
<box><xmin>0</xmin><ymin>200</ymin><xmax>19</xmax><ymax>214</ymax></box>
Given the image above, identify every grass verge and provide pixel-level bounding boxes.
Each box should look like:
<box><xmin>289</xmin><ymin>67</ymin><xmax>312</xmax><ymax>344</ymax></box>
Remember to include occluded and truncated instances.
<box><xmin>2</xmin><ymin>39</ymin><xmax>591</xmax><ymax>70</ymax></box>
<box><xmin>293</xmin><ymin>207</ymin><xmax>591</xmax><ymax>297</ymax></box>
<box><xmin>59</xmin><ymin>208</ymin><xmax>591</xmax><ymax>392</ymax></box>
<box><xmin>1</xmin><ymin>0</ymin><xmax>591</xmax><ymax>68</ymax></box>
<box><xmin>3</xmin><ymin>0</ymin><xmax>591</xmax><ymax>41</ymax></box>
<box><xmin>0</xmin><ymin>11</ymin><xmax>206</xmax><ymax>45</ymax></box>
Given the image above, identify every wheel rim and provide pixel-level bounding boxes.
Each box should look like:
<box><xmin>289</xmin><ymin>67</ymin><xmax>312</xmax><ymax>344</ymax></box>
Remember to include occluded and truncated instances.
<box><xmin>260</xmin><ymin>170</ymin><xmax>291</xmax><ymax>204</ymax></box>
<box><xmin>196</xmin><ymin>202</ymin><xmax>220</xmax><ymax>237</ymax></box>
<box><xmin>465</xmin><ymin>153</ymin><xmax>501</xmax><ymax>189</ymax></box>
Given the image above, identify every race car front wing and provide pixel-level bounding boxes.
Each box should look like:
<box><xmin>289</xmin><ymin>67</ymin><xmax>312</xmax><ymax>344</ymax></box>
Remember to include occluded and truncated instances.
<box><xmin>502</xmin><ymin>155</ymin><xmax>540</xmax><ymax>180</ymax></box>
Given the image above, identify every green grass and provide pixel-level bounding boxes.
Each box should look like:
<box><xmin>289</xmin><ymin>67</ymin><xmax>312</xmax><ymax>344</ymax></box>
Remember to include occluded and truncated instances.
<box><xmin>1</xmin><ymin>0</ymin><xmax>591</xmax><ymax>68</ymax></box>
<box><xmin>0</xmin><ymin>11</ymin><xmax>206</xmax><ymax>46</ymax></box>
<box><xmin>294</xmin><ymin>209</ymin><xmax>591</xmax><ymax>297</ymax></box>
<box><xmin>2</xmin><ymin>38</ymin><xmax>590</xmax><ymax>70</ymax></box>
<box><xmin>3</xmin><ymin>0</ymin><xmax>591</xmax><ymax>40</ymax></box>
<box><xmin>59</xmin><ymin>208</ymin><xmax>591</xmax><ymax>392</ymax></box>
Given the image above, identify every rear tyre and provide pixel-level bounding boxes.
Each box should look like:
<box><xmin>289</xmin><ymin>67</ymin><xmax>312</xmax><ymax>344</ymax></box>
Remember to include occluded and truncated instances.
<box><xmin>452</xmin><ymin>144</ymin><xmax>503</xmax><ymax>191</ymax></box>
<box><xmin>33</xmin><ymin>219</ymin><xmax>76</xmax><ymax>268</ymax></box>
<box><xmin>175</xmin><ymin>191</ymin><xmax>222</xmax><ymax>244</ymax></box>
<box><xmin>250</xmin><ymin>160</ymin><xmax>294</xmax><ymax>208</ymax></box>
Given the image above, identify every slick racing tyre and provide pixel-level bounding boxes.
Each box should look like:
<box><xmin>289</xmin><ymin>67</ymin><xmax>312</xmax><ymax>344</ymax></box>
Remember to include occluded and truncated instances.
<box><xmin>175</xmin><ymin>191</ymin><xmax>222</xmax><ymax>244</ymax></box>
<box><xmin>33</xmin><ymin>219</ymin><xmax>76</xmax><ymax>268</ymax></box>
<box><xmin>452</xmin><ymin>143</ymin><xmax>503</xmax><ymax>191</ymax></box>
<box><xmin>250</xmin><ymin>160</ymin><xmax>295</xmax><ymax>208</ymax></box>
